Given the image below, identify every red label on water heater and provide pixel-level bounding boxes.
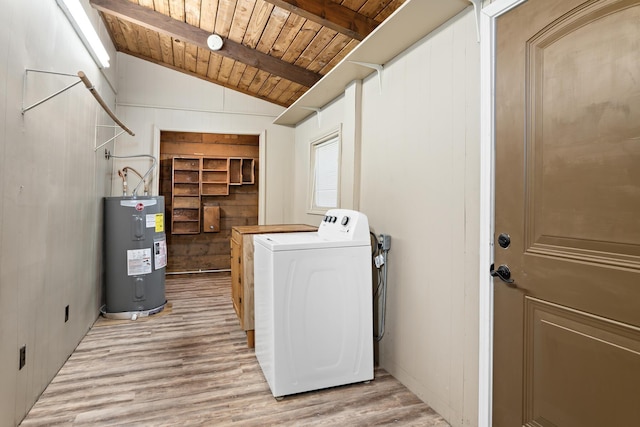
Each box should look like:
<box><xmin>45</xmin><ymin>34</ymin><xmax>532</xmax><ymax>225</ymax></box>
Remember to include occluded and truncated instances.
<box><xmin>135</xmin><ymin>203</ymin><xmax>144</xmax><ymax>211</ymax></box>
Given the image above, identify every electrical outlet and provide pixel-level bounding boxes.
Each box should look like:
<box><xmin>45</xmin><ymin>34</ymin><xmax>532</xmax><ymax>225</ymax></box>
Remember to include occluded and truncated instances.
<box><xmin>65</xmin><ymin>305</ymin><xmax>69</xmax><ymax>323</ymax></box>
<box><xmin>379</xmin><ymin>234</ymin><xmax>391</xmax><ymax>251</ymax></box>
<box><xmin>19</xmin><ymin>346</ymin><xmax>26</xmax><ymax>370</ymax></box>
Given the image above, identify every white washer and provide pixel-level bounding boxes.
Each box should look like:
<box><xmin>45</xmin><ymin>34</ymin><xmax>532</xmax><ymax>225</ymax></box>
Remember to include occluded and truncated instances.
<box><xmin>253</xmin><ymin>209</ymin><xmax>373</xmax><ymax>398</ymax></box>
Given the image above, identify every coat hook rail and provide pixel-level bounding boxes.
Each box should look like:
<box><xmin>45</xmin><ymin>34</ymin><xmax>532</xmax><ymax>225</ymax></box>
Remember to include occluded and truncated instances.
<box><xmin>77</xmin><ymin>71</ymin><xmax>134</xmax><ymax>136</ymax></box>
<box><xmin>94</xmin><ymin>127</ymin><xmax>125</xmax><ymax>152</ymax></box>
<box><xmin>21</xmin><ymin>69</ymin><xmax>135</xmax><ymax>138</ymax></box>
<box><xmin>22</xmin><ymin>70</ymin><xmax>83</xmax><ymax>114</ymax></box>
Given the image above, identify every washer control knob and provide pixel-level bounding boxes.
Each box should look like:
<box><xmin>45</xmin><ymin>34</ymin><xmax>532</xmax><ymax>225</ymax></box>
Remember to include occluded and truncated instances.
<box><xmin>331</xmin><ymin>216</ymin><xmax>337</xmax><ymax>223</ymax></box>
<box><xmin>341</xmin><ymin>216</ymin><xmax>349</xmax><ymax>226</ymax></box>
<box><xmin>323</xmin><ymin>216</ymin><xmax>329</xmax><ymax>222</ymax></box>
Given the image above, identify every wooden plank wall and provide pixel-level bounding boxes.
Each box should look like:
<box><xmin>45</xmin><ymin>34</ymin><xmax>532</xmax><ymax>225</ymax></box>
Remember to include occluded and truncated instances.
<box><xmin>160</xmin><ymin>131</ymin><xmax>259</xmax><ymax>273</ymax></box>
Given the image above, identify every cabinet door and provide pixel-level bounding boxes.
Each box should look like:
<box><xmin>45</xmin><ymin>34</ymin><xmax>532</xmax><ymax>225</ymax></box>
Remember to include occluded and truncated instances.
<box><xmin>230</xmin><ymin>238</ymin><xmax>243</xmax><ymax>325</ymax></box>
<box><xmin>242</xmin><ymin>234</ymin><xmax>255</xmax><ymax>331</ymax></box>
<box><xmin>202</xmin><ymin>205</ymin><xmax>220</xmax><ymax>233</ymax></box>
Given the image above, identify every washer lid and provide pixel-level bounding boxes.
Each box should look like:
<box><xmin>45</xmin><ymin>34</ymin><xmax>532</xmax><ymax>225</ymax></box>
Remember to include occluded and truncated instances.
<box><xmin>254</xmin><ymin>231</ymin><xmax>370</xmax><ymax>251</ymax></box>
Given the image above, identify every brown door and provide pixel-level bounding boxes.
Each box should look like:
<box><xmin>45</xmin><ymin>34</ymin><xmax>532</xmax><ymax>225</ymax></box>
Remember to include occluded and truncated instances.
<box><xmin>493</xmin><ymin>0</ymin><xmax>640</xmax><ymax>425</ymax></box>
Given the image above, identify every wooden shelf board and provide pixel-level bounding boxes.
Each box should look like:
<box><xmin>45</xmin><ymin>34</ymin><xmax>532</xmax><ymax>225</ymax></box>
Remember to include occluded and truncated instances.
<box><xmin>273</xmin><ymin>0</ymin><xmax>470</xmax><ymax>127</ymax></box>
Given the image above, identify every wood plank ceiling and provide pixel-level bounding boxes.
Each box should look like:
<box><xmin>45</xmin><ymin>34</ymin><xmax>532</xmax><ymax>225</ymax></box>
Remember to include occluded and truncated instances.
<box><xmin>92</xmin><ymin>0</ymin><xmax>407</xmax><ymax>107</ymax></box>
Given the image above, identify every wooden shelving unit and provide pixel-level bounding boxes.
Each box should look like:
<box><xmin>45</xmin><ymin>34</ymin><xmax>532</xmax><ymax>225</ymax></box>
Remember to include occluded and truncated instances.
<box><xmin>171</xmin><ymin>157</ymin><xmax>201</xmax><ymax>234</ymax></box>
<box><xmin>229</xmin><ymin>158</ymin><xmax>242</xmax><ymax>185</ymax></box>
<box><xmin>170</xmin><ymin>156</ymin><xmax>256</xmax><ymax>234</ymax></box>
<box><xmin>229</xmin><ymin>158</ymin><xmax>255</xmax><ymax>185</ymax></box>
<box><xmin>201</xmin><ymin>157</ymin><xmax>229</xmax><ymax>196</ymax></box>
<box><xmin>273</xmin><ymin>0</ymin><xmax>470</xmax><ymax>126</ymax></box>
<box><xmin>241</xmin><ymin>158</ymin><xmax>255</xmax><ymax>184</ymax></box>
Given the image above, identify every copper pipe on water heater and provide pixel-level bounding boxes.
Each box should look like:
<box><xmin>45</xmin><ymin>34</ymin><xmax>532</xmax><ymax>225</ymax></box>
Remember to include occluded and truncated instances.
<box><xmin>122</xmin><ymin>166</ymin><xmax>149</xmax><ymax>195</ymax></box>
<box><xmin>117</xmin><ymin>169</ymin><xmax>128</xmax><ymax>196</ymax></box>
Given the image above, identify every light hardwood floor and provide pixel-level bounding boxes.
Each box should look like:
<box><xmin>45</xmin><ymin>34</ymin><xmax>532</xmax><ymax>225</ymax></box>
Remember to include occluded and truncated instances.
<box><xmin>21</xmin><ymin>274</ymin><xmax>448</xmax><ymax>426</ymax></box>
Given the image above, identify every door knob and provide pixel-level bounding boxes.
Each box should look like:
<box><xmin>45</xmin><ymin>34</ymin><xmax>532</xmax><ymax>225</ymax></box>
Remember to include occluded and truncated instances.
<box><xmin>490</xmin><ymin>263</ymin><xmax>514</xmax><ymax>284</ymax></box>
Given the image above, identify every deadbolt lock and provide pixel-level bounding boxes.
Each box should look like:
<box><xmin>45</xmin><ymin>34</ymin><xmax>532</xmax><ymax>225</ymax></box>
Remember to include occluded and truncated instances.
<box><xmin>497</xmin><ymin>233</ymin><xmax>511</xmax><ymax>249</ymax></box>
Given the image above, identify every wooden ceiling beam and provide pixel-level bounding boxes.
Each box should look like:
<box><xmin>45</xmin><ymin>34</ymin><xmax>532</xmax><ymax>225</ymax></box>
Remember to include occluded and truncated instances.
<box><xmin>90</xmin><ymin>0</ymin><xmax>322</xmax><ymax>88</ymax></box>
<box><xmin>263</xmin><ymin>0</ymin><xmax>378</xmax><ymax>41</ymax></box>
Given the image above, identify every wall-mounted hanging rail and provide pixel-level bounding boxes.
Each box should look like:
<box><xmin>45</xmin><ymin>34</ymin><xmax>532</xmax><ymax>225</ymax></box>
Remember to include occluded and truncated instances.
<box><xmin>21</xmin><ymin>70</ymin><xmax>83</xmax><ymax>113</ymax></box>
<box><xmin>21</xmin><ymin>69</ymin><xmax>134</xmax><ymax>150</ymax></box>
<box><xmin>76</xmin><ymin>71</ymin><xmax>133</xmax><ymax>137</ymax></box>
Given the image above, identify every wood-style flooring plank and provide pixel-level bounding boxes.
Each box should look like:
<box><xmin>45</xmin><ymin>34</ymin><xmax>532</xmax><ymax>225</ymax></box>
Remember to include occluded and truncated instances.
<box><xmin>20</xmin><ymin>274</ymin><xmax>448</xmax><ymax>426</ymax></box>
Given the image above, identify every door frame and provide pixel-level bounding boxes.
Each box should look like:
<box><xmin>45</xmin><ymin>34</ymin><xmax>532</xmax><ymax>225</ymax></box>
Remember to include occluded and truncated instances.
<box><xmin>478</xmin><ymin>1</ymin><xmax>528</xmax><ymax>427</ymax></box>
<box><xmin>153</xmin><ymin>126</ymin><xmax>265</xmax><ymax>224</ymax></box>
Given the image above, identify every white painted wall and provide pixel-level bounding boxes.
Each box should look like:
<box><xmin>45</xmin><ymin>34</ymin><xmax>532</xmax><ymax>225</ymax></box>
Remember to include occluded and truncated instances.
<box><xmin>0</xmin><ymin>1</ymin><xmax>116</xmax><ymax>425</ymax></box>
<box><xmin>291</xmin><ymin>80</ymin><xmax>363</xmax><ymax>223</ymax></box>
<box><xmin>0</xmin><ymin>2</ymin><xmax>483</xmax><ymax>426</ymax></box>
<box><xmin>290</xmin><ymin>9</ymin><xmax>480</xmax><ymax>427</ymax></box>
<box><xmin>112</xmin><ymin>55</ymin><xmax>294</xmax><ymax>225</ymax></box>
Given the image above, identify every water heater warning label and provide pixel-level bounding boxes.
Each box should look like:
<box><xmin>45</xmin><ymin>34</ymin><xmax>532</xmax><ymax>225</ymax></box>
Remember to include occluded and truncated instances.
<box><xmin>146</xmin><ymin>213</ymin><xmax>164</xmax><ymax>232</ymax></box>
<box><xmin>154</xmin><ymin>239</ymin><xmax>167</xmax><ymax>269</ymax></box>
<box><xmin>155</xmin><ymin>213</ymin><xmax>164</xmax><ymax>232</ymax></box>
<box><xmin>127</xmin><ymin>248</ymin><xmax>152</xmax><ymax>276</ymax></box>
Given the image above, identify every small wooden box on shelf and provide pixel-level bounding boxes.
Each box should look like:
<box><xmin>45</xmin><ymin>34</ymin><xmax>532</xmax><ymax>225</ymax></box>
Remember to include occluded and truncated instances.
<box><xmin>229</xmin><ymin>158</ymin><xmax>242</xmax><ymax>185</ymax></box>
<box><xmin>241</xmin><ymin>159</ymin><xmax>255</xmax><ymax>184</ymax></box>
<box><xmin>229</xmin><ymin>158</ymin><xmax>255</xmax><ymax>185</ymax></box>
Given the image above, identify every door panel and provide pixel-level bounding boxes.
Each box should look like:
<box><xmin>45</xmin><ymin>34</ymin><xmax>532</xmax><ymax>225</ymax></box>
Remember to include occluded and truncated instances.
<box><xmin>524</xmin><ymin>297</ymin><xmax>640</xmax><ymax>426</ymax></box>
<box><xmin>527</xmin><ymin>1</ymin><xmax>640</xmax><ymax>258</ymax></box>
<box><xmin>494</xmin><ymin>0</ymin><xmax>640</xmax><ymax>425</ymax></box>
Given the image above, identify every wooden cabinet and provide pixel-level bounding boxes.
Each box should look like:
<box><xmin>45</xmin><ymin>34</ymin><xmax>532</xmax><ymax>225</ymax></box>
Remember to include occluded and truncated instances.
<box><xmin>203</xmin><ymin>205</ymin><xmax>220</xmax><ymax>233</ymax></box>
<box><xmin>230</xmin><ymin>224</ymin><xmax>317</xmax><ymax>348</ymax></box>
<box><xmin>171</xmin><ymin>157</ymin><xmax>201</xmax><ymax>234</ymax></box>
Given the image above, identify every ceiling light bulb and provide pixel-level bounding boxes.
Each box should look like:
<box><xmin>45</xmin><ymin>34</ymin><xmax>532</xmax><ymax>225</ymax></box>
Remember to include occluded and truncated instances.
<box><xmin>207</xmin><ymin>34</ymin><xmax>223</xmax><ymax>51</ymax></box>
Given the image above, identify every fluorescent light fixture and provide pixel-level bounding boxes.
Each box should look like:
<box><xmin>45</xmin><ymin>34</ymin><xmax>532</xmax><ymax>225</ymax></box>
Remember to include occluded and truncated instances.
<box><xmin>56</xmin><ymin>0</ymin><xmax>110</xmax><ymax>68</ymax></box>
